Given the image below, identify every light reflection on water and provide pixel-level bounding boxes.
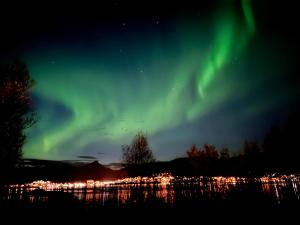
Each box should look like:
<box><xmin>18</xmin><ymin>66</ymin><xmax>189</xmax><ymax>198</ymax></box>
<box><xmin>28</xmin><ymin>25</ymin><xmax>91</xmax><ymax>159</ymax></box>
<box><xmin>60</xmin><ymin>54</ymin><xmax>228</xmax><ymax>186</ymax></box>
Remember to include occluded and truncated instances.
<box><xmin>1</xmin><ymin>176</ymin><xmax>300</xmax><ymax>208</ymax></box>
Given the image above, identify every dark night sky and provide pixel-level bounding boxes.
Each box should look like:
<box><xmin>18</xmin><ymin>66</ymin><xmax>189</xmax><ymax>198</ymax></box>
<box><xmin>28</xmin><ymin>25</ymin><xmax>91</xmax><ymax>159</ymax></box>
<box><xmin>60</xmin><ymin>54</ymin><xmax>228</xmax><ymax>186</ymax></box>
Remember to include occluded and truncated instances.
<box><xmin>1</xmin><ymin>1</ymin><xmax>299</xmax><ymax>163</ymax></box>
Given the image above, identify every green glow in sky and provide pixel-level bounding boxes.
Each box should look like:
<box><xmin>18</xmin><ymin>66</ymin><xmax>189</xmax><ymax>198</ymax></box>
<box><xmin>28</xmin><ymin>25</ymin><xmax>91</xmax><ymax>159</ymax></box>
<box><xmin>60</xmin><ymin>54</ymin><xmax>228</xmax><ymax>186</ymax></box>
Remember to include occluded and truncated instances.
<box><xmin>22</xmin><ymin>0</ymin><xmax>295</xmax><ymax>163</ymax></box>
<box><xmin>197</xmin><ymin>0</ymin><xmax>255</xmax><ymax>99</ymax></box>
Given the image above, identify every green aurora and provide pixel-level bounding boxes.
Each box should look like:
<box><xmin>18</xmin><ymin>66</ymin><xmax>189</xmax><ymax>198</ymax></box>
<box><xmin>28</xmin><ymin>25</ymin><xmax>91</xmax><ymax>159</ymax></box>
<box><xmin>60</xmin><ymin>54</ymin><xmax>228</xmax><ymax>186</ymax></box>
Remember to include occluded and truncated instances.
<box><xmin>22</xmin><ymin>0</ymin><xmax>299</xmax><ymax>163</ymax></box>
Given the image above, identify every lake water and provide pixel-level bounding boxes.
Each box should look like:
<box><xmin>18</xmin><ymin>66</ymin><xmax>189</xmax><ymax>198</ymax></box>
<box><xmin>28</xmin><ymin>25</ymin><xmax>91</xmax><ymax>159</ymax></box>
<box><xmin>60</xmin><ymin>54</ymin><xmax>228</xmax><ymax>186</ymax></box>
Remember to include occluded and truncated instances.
<box><xmin>1</xmin><ymin>175</ymin><xmax>300</xmax><ymax>209</ymax></box>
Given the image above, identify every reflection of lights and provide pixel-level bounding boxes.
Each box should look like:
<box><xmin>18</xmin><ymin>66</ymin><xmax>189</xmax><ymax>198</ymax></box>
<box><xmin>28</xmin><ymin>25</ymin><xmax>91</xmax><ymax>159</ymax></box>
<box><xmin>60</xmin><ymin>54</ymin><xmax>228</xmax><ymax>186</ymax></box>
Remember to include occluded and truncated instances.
<box><xmin>4</xmin><ymin>173</ymin><xmax>300</xmax><ymax>208</ymax></box>
<box><xmin>8</xmin><ymin>174</ymin><xmax>300</xmax><ymax>196</ymax></box>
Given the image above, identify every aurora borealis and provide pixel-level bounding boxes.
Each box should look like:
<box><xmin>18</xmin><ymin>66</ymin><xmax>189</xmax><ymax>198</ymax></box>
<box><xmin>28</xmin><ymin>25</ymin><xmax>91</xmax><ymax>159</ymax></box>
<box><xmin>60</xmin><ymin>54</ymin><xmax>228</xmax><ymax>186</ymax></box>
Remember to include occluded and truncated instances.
<box><xmin>2</xmin><ymin>1</ymin><xmax>299</xmax><ymax>163</ymax></box>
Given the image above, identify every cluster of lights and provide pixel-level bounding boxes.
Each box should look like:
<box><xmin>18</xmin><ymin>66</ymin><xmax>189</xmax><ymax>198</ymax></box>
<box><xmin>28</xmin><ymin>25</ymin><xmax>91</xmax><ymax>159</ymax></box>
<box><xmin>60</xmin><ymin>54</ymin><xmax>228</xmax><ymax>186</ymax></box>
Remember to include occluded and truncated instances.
<box><xmin>173</xmin><ymin>176</ymin><xmax>246</xmax><ymax>185</ymax></box>
<box><xmin>8</xmin><ymin>173</ymin><xmax>299</xmax><ymax>191</ymax></box>
<box><xmin>9</xmin><ymin>173</ymin><xmax>174</xmax><ymax>190</ymax></box>
<box><xmin>114</xmin><ymin>173</ymin><xmax>174</xmax><ymax>185</ymax></box>
<box><xmin>259</xmin><ymin>174</ymin><xmax>299</xmax><ymax>184</ymax></box>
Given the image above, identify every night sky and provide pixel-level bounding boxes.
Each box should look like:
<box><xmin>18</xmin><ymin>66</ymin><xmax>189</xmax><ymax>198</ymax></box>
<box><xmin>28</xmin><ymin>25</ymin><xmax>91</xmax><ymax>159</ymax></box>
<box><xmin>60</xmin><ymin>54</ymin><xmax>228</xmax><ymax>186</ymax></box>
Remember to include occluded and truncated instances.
<box><xmin>1</xmin><ymin>1</ymin><xmax>299</xmax><ymax>163</ymax></box>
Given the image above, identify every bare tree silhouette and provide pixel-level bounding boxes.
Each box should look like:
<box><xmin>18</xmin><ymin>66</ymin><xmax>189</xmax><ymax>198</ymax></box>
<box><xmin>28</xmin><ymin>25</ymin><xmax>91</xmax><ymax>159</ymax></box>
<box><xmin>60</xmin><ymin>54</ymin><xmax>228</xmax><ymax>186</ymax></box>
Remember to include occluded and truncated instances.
<box><xmin>186</xmin><ymin>144</ymin><xmax>219</xmax><ymax>159</ymax></box>
<box><xmin>0</xmin><ymin>60</ymin><xmax>36</xmax><ymax>169</ymax></box>
<box><xmin>122</xmin><ymin>132</ymin><xmax>155</xmax><ymax>165</ymax></box>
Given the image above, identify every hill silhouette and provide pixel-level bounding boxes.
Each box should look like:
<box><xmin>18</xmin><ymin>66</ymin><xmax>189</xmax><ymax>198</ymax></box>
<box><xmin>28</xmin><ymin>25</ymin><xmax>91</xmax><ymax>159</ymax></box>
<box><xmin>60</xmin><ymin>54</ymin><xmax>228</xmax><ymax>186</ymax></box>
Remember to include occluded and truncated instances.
<box><xmin>2</xmin><ymin>159</ymin><xmax>127</xmax><ymax>184</ymax></box>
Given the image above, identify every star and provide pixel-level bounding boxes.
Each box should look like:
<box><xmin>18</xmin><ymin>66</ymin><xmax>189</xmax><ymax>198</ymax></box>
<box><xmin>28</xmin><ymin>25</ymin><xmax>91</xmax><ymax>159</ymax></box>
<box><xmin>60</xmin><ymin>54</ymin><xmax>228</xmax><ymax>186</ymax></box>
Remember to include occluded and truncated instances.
<box><xmin>137</xmin><ymin>68</ymin><xmax>144</xmax><ymax>73</ymax></box>
<box><xmin>152</xmin><ymin>16</ymin><xmax>160</xmax><ymax>25</ymax></box>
